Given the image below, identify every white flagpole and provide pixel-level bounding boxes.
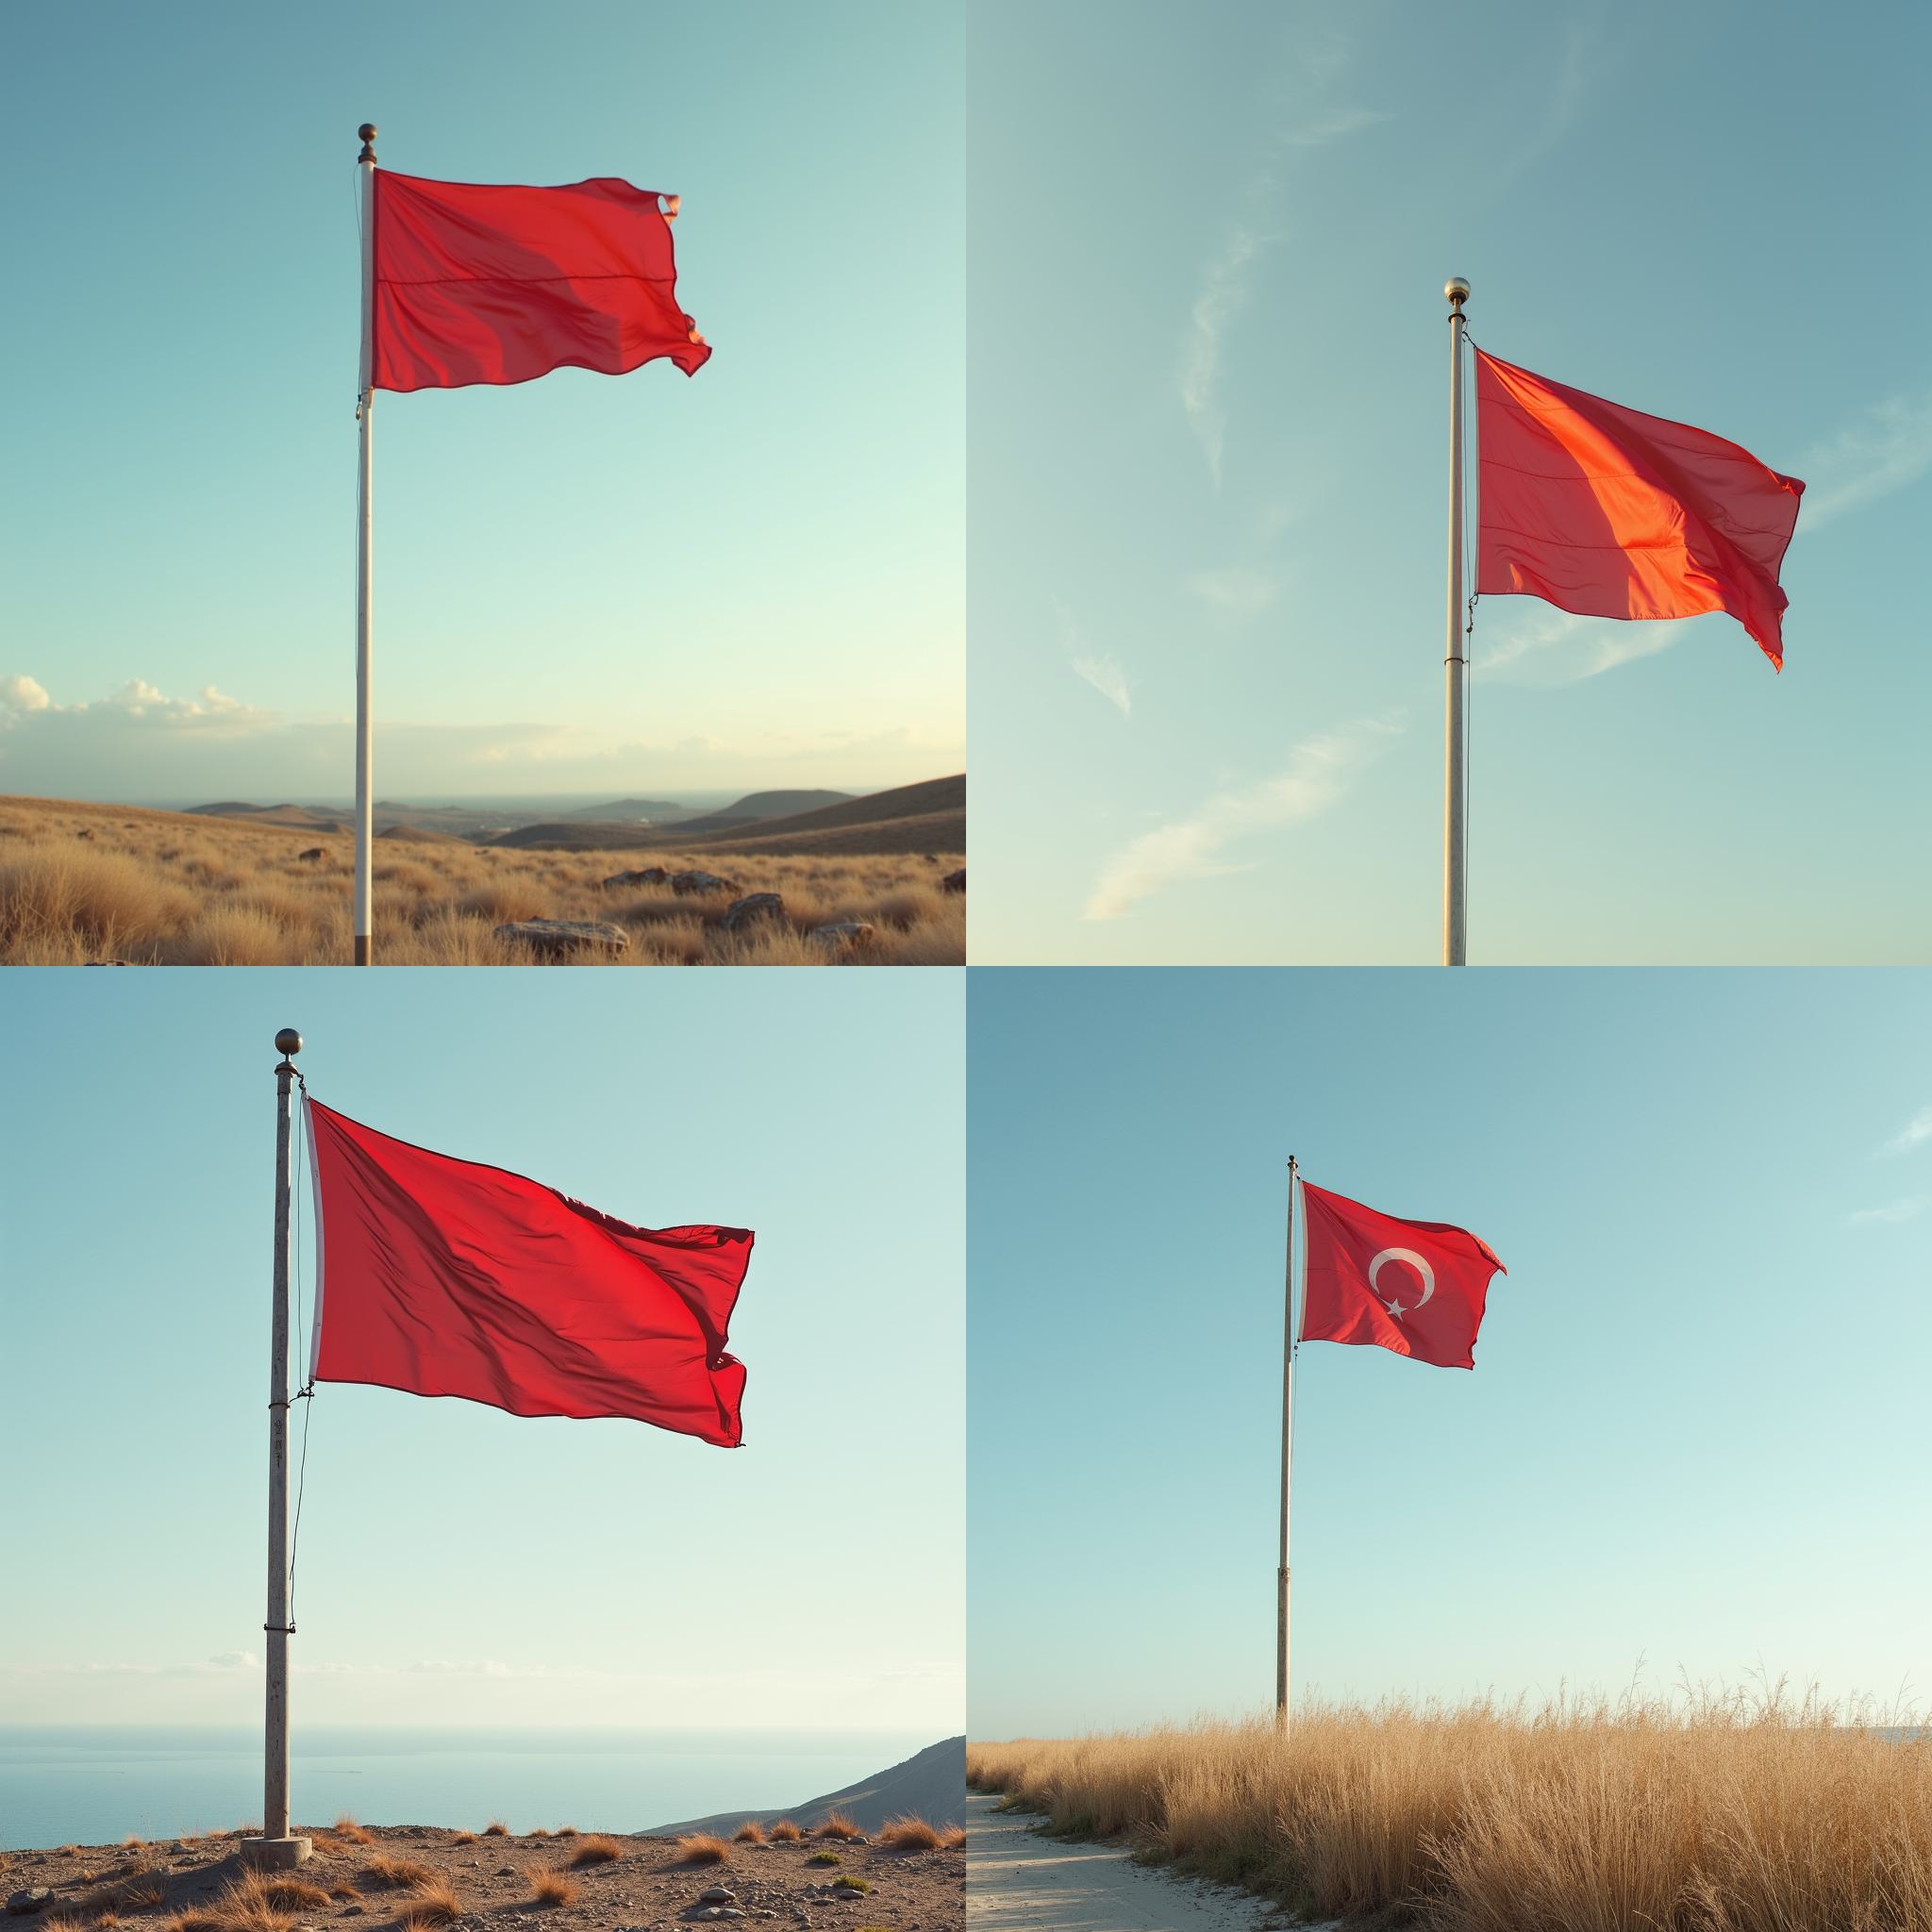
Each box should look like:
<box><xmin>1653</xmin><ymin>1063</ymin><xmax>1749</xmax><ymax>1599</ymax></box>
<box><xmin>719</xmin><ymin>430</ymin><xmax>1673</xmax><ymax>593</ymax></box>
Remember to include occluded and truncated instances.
<box><xmin>244</xmin><ymin>1028</ymin><xmax>311</xmax><ymax>1870</ymax></box>
<box><xmin>1442</xmin><ymin>276</ymin><xmax>1470</xmax><ymax>967</ymax></box>
<box><xmin>354</xmin><ymin>125</ymin><xmax>377</xmax><ymax>966</ymax></box>
<box><xmin>1275</xmin><ymin>1155</ymin><xmax>1299</xmax><ymax>1728</ymax></box>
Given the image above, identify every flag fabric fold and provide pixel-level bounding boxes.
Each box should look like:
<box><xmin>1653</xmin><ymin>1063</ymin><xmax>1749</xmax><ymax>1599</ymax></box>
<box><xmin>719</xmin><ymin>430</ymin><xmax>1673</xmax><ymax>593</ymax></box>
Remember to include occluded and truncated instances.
<box><xmin>1299</xmin><ymin>1178</ymin><xmax>1505</xmax><ymax>1371</ymax></box>
<box><xmin>306</xmin><ymin>1098</ymin><xmax>749</xmax><ymax>1445</ymax></box>
<box><xmin>372</xmin><ymin>172</ymin><xmax>711</xmax><ymax>393</ymax></box>
<box><xmin>1474</xmin><ymin>347</ymin><xmax>1803</xmax><ymax>670</ymax></box>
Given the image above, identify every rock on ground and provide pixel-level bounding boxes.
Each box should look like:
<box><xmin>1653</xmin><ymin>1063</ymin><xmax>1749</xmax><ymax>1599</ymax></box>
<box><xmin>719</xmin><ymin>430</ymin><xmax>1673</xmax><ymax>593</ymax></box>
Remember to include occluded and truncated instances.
<box><xmin>492</xmin><ymin>920</ymin><xmax>630</xmax><ymax>957</ymax></box>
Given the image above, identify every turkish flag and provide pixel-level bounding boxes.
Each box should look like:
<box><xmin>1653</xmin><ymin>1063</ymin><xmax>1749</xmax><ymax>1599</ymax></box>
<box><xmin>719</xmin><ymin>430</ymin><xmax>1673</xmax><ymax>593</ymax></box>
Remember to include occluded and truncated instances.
<box><xmin>1299</xmin><ymin>1179</ymin><xmax>1505</xmax><ymax>1371</ymax></box>
<box><xmin>306</xmin><ymin>1099</ymin><xmax>749</xmax><ymax>1445</ymax></box>
<box><xmin>1474</xmin><ymin>348</ymin><xmax>1803</xmax><ymax>670</ymax></box>
<box><xmin>372</xmin><ymin>173</ymin><xmax>711</xmax><ymax>393</ymax></box>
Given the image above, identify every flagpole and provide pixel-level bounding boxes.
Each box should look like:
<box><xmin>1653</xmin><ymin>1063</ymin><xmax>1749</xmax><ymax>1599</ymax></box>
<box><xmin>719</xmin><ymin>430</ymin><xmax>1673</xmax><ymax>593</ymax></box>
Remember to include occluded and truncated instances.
<box><xmin>1442</xmin><ymin>276</ymin><xmax>1470</xmax><ymax>968</ymax></box>
<box><xmin>1275</xmin><ymin>1155</ymin><xmax>1298</xmax><ymax>1728</ymax></box>
<box><xmin>354</xmin><ymin>125</ymin><xmax>377</xmax><ymax>966</ymax></box>
<box><xmin>245</xmin><ymin>1029</ymin><xmax>311</xmax><ymax>1870</ymax></box>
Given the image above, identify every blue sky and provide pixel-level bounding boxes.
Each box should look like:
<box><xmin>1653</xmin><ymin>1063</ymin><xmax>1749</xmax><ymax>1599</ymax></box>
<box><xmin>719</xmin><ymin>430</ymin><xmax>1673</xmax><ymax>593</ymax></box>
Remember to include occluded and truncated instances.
<box><xmin>968</xmin><ymin>0</ymin><xmax>1932</xmax><ymax>963</ymax></box>
<box><xmin>0</xmin><ymin>968</ymin><xmax>963</xmax><ymax>1732</ymax></box>
<box><xmin>968</xmin><ymin>968</ymin><xmax>1932</xmax><ymax>1736</ymax></box>
<box><xmin>0</xmin><ymin>3</ymin><xmax>961</xmax><ymax>803</ymax></box>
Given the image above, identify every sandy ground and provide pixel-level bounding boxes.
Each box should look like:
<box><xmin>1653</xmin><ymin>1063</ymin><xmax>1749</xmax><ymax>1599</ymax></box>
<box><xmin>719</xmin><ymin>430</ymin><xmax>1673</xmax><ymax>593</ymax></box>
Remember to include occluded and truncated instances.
<box><xmin>4</xmin><ymin>1823</ymin><xmax>961</xmax><ymax>1932</ymax></box>
<box><xmin>963</xmin><ymin>1796</ymin><xmax>1307</xmax><ymax>1932</ymax></box>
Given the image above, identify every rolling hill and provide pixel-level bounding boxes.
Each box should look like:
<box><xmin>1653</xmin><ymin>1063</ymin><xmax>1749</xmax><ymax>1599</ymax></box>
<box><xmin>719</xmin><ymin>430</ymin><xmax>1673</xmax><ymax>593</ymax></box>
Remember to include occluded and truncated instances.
<box><xmin>644</xmin><ymin>1737</ymin><xmax>966</xmax><ymax>1837</ymax></box>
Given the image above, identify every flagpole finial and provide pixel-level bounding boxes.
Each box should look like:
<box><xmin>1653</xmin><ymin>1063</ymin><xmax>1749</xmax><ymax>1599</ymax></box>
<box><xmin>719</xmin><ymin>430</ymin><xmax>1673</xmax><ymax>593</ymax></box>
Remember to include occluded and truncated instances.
<box><xmin>1445</xmin><ymin>276</ymin><xmax>1470</xmax><ymax>313</ymax></box>
<box><xmin>358</xmin><ymin>123</ymin><xmax>377</xmax><ymax>165</ymax></box>
<box><xmin>275</xmin><ymin>1028</ymin><xmax>303</xmax><ymax>1064</ymax></box>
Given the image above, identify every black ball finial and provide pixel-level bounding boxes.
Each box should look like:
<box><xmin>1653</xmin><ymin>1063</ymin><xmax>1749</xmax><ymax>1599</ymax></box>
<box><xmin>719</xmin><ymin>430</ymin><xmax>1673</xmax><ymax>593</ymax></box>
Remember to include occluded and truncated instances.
<box><xmin>358</xmin><ymin>123</ymin><xmax>377</xmax><ymax>162</ymax></box>
<box><xmin>275</xmin><ymin>1028</ymin><xmax>304</xmax><ymax>1058</ymax></box>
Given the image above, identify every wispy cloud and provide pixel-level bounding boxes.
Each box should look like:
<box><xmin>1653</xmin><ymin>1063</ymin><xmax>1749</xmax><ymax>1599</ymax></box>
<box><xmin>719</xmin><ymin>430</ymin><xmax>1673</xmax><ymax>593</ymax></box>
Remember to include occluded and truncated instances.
<box><xmin>1083</xmin><ymin>719</ymin><xmax>1397</xmax><ymax>921</ymax></box>
<box><xmin>1058</xmin><ymin>602</ymin><xmax>1131</xmax><ymax>718</ymax></box>
<box><xmin>1178</xmin><ymin>42</ymin><xmax>1390</xmax><ymax>485</ymax></box>
<box><xmin>1881</xmin><ymin>1106</ymin><xmax>1932</xmax><ymax>1158</ymax></box>
<box><xmin>1474</xmin><ymin>610</ymin><xmax>1698</xmax><ymax>684</ymax></box>
<box><xmin>1847</xmin><ymin>1196</ymin><xmax>1924</xmax><ymax>1225</ymax></box>
<box><xmin>1179</xmin><ymin>223</ymin><xmax>1264</xmax><ymax>488</ymax></box>
<box><xmin>1798</xmin><ymin>388</ymin><xmax>1932</xmax><ymax>529</ymax></box>
<box><xmin>1190</xmin><ymin>567</ymin><xmax>1284</xmax><ymax>621</ymax></box>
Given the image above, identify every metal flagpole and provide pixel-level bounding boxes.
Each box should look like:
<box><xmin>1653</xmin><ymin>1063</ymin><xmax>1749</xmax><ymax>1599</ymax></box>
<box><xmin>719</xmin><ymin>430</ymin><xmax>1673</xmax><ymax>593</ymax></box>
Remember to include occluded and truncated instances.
<box><xmin>244</xmin><ymin>1029</ymin><xmax>312</xmax><ymax>1870</ymax></box>
<box><xmin>1441</xmin><ymin>276</ymin><xmax>1470</xmax><ymax>967</ymax></box>
<box><xmin>1275</xmin><ymin>1155</ymin><xmax>1299</xmax><ymax>1728</ymax></box>
<box><xmin>354</xmin><ymin>125</ymin><xmax>377</xmax><ymax>966</ymax></box>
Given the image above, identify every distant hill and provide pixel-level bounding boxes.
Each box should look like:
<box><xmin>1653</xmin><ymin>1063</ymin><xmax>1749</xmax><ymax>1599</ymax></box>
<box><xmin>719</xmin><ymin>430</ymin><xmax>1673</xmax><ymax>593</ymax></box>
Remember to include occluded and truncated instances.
<box><xmin>482</xmin><ymin>777</ymin><xmax>963</xmax><ymax>858</ymax></box>
<box><xmin>670</xmin><ymin>788</ymin><xmax>856</xmax><ymax>836</ymax></box>
<box><xmin>674</xmin><ymin>774</ymin><xmax>964</xmax><ymax>857</ymax></box>
<box><xmin>187</xmin><ymin>802</ymin><xmax>346</xmax><ymax>829</ymax></box>
<box><xmin>376</xmin><ymin>822</ymin><xmax>463</xmax><ymax>842</ymax></box>
<box><xmin>645</xmin><ymin>1738</ymin><xmax>966</xmax><ymax>1838</ymax></box>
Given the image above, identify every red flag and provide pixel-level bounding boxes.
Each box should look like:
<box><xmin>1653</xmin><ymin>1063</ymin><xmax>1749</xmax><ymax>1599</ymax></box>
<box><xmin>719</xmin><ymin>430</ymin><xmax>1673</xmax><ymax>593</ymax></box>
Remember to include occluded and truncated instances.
<box><xmin>1474</xmin><ymin>348</ymin><xmax>1803</xmax><ymax>670</ymax></box>
<box><xmin>306</xmin><ymin>1099</ymin><xmax>749</xmax><ymax>1445</ymax></box>
<box><xmin>1299</xmin><ymin>1179</ymin><xmax>1505</xmax><ymax>1371</ymax></box>
<box><xmin>372</xmin><ymin>173</ymin><xmax>711</xmax><ymax>394</ymax></box>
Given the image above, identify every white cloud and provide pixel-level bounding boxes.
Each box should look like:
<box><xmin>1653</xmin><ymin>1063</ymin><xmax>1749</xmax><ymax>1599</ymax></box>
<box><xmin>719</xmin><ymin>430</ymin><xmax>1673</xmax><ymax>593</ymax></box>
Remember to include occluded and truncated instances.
<box><xmin>1190</xmin><ymin>567</ymin><xmax>1283</xmax><ymax>621</ymax></box>
<box><xmin>1058</xmin><ymin>602</ymin><xmax>1131</xmax><ymax>718</ymax></box>
<box><xmin>1179</xmin><ymin>223</ymin><xmax>1263</xmax><ymax>488</ymax></box>
<box><xmin>1475</xmin><ymin>610</ymin><xmax>1700</xmax><ymax>684</ymax></box>
<box><xmin>207</xmin><ymin>1650</ymin><xmax>258</xmax><ymax>1671</ymax></box>
<box><xmin>1</xmin><ymin>674</ymin><xmax>52</xmax><ymax>716</ymax></box>
<box><xmin>1799</xmin><ymin>388</ymin><xmax>1932</xmax><ymax>529</ymax></box>
<box><xmin>1847</xmin><ymin>1197</ymin><xmax>1924</xmax><ymax>1225</ymax></box>
<box><xmin>1083</xmin><ymin>720</ymin><xmax>1397</xmax><ymax>921</ymax></box>
<box><xmin>1881</xmin><ymin>1107</ymin><xmax>1932</xmax><ymax>1158</ymax></box>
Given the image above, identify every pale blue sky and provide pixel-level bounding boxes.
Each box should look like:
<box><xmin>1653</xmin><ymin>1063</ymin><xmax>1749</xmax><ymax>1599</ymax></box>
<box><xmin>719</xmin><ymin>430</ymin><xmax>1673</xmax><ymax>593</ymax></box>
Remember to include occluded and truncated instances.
<box><xmin>967</xmin><ymin>0</ymin><xmax>1932</xmax><ymax>964</ymax></box>
<box><xmin>0</xmin><ymin>969</ymin><xmax>963</xmax><ymax>1733</ymax></box>
<box><xmin>0</xmin><ymin>3</ymin><xmax>961</xmax><ymax>802</ymax></box>
<box><xmin>968</xmin><ymin>969</ymin><xmax>1932</xmax><ymax>1737</ymax></box>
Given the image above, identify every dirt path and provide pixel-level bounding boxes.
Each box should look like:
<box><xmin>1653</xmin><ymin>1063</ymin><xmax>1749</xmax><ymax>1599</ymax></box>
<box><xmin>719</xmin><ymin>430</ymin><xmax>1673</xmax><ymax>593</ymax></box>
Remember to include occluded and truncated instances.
<box><xmin>964</xmin><ymin>1794</ymin><xmax>1301</xmax><ymax>1931</ymax></box>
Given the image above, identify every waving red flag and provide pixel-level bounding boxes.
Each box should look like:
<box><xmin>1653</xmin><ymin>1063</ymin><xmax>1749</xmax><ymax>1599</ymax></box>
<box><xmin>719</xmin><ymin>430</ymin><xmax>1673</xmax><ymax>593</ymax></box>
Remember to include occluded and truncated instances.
<box><xmin>306</xmin><ymin>1099</ymin><xmax>749</xmax><ymax>1445</ymax></box>
<box><xmin>372</xmin><ymin>173</ymin><xmax>710</xmax><ymax>393</ymax></box>
<box><xmin>1300</xmin><ymin>1179</ymin><xmax>1505</xmax><ymax>1370</ymax></box>
<box><xmin>1475</xmin><ymin>348</ymin><xmax>1803</xmax><ymax>670</ymax></box>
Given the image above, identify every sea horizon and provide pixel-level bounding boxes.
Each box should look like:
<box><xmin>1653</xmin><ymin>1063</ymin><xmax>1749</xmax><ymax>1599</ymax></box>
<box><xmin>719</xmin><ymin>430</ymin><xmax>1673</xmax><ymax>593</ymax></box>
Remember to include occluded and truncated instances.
<box><xmin>0</xmin><ymin>1724</ymin><xmax>941</xmax><ymax>1851</ymax></box>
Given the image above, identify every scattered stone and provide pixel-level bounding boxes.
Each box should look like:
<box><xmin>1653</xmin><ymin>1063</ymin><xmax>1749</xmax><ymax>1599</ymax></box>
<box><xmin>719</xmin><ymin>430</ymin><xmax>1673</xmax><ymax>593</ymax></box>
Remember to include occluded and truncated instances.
<box><xmin>493</xmin><ymin>1869</ymin><xmax>517</xmax><ymax>1878</ymax></box>
<box><xmin>719</xmin><ymin>892</ymin><xmax>785</xmax><ymax>933</ymax></box>
<box><xmin>808</xmin><ymin>922</ymin><xmax>874</xmax><ymax>950</ymax></box>
<box><xmin>298</xmin><ymin>847</ymin><xmax>327</xmax><ymax>861</ymax></box>
<box><xmin>340</xmin><ymin>1907</ymin><xmax>364</xmax><ymax>1916</ymax></box>
<box><xmin>602</xmin><ymin>867</ymin><xmax>670</xmax><ymax>889</ymax></box>
<box><xmin>7</xmin><ymin>1890</ymin><xmax>51</xmax><ymax>1915</ymax></box>
<box><xmin>75</xmin><ymin>828</ymin><xmax>95</xmax><ymax>841</ymax></box>
<box><xmin>941</xmin><ymin>868</ymin><xmax>965</xmax><ymax>893</ymax></box>
<box><xmin>492</xmin><ymin>920</ymin><xmax>630</xmax><ymax>958</ymax></box>
<box><xmin>697</xmin><ymin>1889</ymin><xmax>736</xmax><ymax>1905</ymax></box>
<box><xmin>671</xmin><ymin>871</ymin><xmax>739</xmax><ymax>896</ymax></box>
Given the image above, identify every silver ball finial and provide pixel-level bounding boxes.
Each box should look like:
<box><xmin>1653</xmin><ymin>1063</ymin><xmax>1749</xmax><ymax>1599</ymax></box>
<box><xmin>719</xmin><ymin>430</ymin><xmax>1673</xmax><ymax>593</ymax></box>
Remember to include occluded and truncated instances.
<box><xmin>1445</xmin><ymin>277</ymin><xmax>1471</xmax><ymax>308</ymax></box>
<box><xmin>275</xmin><ymin>1028</ymin><xmax>303</xmax><ymax>1058</ymax></box>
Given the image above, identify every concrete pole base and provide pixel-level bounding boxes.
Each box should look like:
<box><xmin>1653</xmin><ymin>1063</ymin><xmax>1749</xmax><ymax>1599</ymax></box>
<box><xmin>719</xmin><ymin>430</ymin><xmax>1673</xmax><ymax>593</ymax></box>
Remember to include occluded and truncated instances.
<box><xmin>240</xmin><ymin>1838</ymin><xmax>313</xmax><ymax>1870</ymax></box>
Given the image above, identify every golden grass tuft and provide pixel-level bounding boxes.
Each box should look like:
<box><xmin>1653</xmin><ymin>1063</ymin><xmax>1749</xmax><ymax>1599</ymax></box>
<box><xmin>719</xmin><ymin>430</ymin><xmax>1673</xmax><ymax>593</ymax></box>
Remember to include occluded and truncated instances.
<box><xmin>938</xmin><ymin>1824</ymin><xmax>966</xmax><ymax>1850</ymax></box>
<box><xmin>566</xmin><ymin>1836</ymin><xmax>621</xmax><ymax>1867</ymax></box>
<box><xmin>814</xmin><ymin>1811</ymin><xmax>862</xmax><ymax>1841</ymax></box>
<box><xmin>449</xmin><ymin>1833</ymin><xmax>475</xmax><ymax>1847</ymax></box>
<box><xmin>969</xmin><ymin>1685</ymin><xmax>1932</xmax><ymax>1930</ymax></box>
<box><xmin>731</xmin><ymin>1822</ymin><xmax>765</xmax><ymax>1843</ymax></box>
<box><xmin>527</xmin><ymin>1872</ymin><xmax>578</xmax><ymax>1908</ymax></box>
<box><xmin>361</xmin><ymin>1856</ymin><xmax>434</xmax><ymax>1890</ymax></box>
<box><xmin>876</xmin><ymin>1816</ymin><xmax>942</xmax><ymax>1850</ymax></box>
<box><xmin>550</xmin><ymin>1826</ymin><xmax>577</xmax><ymax>1839</ymax></box>
<box><xmin>397</xmin><ymin>1875</ymin><xmax>460</xmax><ymax>1927</ymax></box>
<box><xmin>332</xmin><ymin>1817</ymin><xmax>375</xmax><ymax>1846</ymax></box>
<box><xmin>674</xmin><ymin>1836</ymin><xmax>730</xmax><ymax>1867</ymax></box>
<box><xmin>326</xmin><ymin>1888</ymin><xmax>360</xmax><ymax>1903</ymax></box>
<box><xmin>767</xmin><ymin>1821</ymin><xmax>802</xmax><ymax>1842</ymax></box>
<box><xmin>83</xmin><ymin>1869</ymin><xmax>169</xmax><ymax>1913</ymax></box>
<box><xmin>480</xmin><ymin>1821</ymin><xmax>509</xmax><ymax>1838</ymax></box>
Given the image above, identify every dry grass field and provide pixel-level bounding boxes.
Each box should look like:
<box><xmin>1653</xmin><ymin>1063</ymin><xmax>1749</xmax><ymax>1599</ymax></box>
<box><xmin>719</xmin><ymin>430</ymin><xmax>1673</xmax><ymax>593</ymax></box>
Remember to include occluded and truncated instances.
<box><xmin>969</xmin><ymin>1688</ymin><xmax>1932</xmax><ymax>1932</ymax></box>
<box><xmin>0</xmin><ymin>798</ymin><xmax>962</xmax><ymax>965</ymax></box>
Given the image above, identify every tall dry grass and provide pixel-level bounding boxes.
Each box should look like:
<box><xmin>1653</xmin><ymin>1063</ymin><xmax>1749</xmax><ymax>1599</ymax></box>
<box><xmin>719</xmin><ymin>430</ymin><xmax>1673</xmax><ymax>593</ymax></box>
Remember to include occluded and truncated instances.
<box><xmin>969</xmin><ymin>1687</ymin><xmax>1932</xmax><ymax>1931</ymax></box>
<box><xmin>0</xmin><ymin>799</ymin><xmax>962</xmax><ymax>965</ymax></box>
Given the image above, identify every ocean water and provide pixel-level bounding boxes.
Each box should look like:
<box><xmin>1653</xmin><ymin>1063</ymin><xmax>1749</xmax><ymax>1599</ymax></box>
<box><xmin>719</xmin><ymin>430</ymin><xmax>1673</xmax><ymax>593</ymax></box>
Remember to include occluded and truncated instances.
<box><xmin>0</xmin><ymin>1727</ymin><xmax>933</xmax><ymax>1850</ymax></box>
